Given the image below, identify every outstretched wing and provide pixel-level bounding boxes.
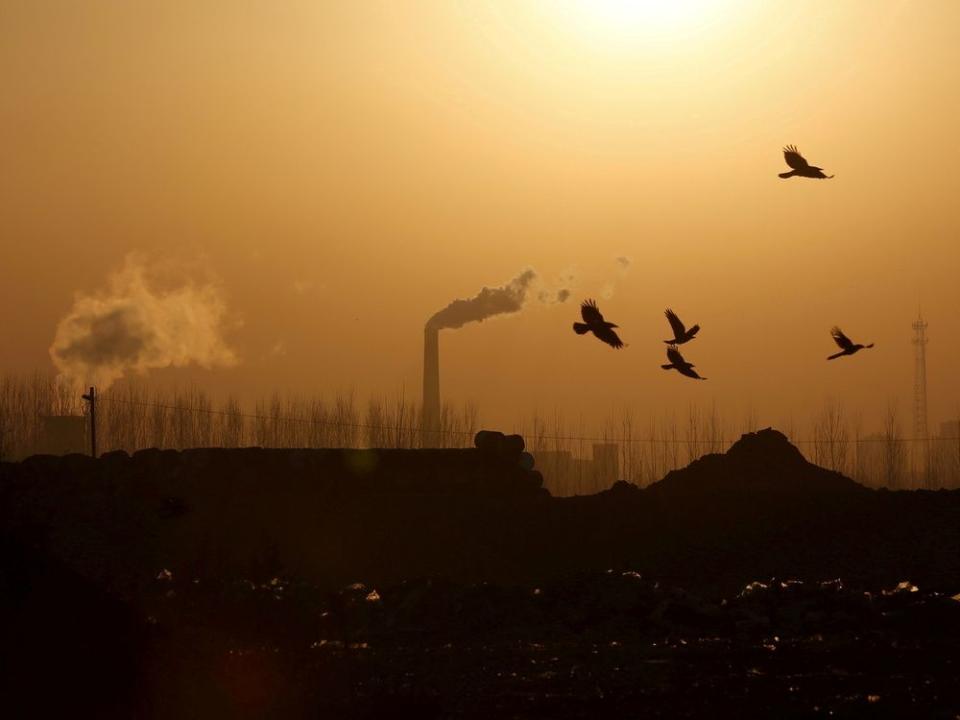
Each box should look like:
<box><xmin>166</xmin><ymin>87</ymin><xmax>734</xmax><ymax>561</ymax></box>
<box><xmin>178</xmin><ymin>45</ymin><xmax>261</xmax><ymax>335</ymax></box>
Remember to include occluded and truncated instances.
<box><xmin>831</xmin><ymin>326</ymin><xmax>854</xmax><ymax>351</ymax></box>
<box><xmin>594</xmin><ymin>325</ymin><xmax>624</xmax><ymax>349</ymax></box>
<box><xmin>581</xmin><ymin>299</ymin><xmax>604</xmax><ymax>325</ymax></box>
<box><xmin>783</xmin><ymin>145</ymin><xmax>809</xmax><ymax>170</ymax></box>
<box><xmin>665</xmin><ymin>308</ymin><xmax>686</xmax><ymax>338</ymax></box>
<box><xmin>666</xmin><ymin>345</ymin><xmax>685</xmax><ymax>365</ymax></box>
<box><xmin>677</xmin><ymin>365</ymin><xmax>706</xmax><ymax>380</ymax></box>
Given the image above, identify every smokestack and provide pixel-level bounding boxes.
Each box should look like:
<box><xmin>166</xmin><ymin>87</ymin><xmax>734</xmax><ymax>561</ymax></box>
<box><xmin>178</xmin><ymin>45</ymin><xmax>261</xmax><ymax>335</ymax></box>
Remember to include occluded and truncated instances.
<box><xmin>421</xmin><ymin>268</ymin><xmax>562</xmax><ymax>446</ymax></box>
<box><xmin>422</xmin><ymin>325</ymin><xmax>440</xmax><ymax>441</ymax></box>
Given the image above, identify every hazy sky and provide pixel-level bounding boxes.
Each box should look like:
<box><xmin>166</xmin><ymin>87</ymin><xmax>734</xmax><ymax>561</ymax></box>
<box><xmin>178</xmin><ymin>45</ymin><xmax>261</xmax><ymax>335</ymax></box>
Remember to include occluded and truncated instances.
<box><xmin>2</xmin><ymin>0</ymin><xmax>959</xmax><ymax>433</ymax></box>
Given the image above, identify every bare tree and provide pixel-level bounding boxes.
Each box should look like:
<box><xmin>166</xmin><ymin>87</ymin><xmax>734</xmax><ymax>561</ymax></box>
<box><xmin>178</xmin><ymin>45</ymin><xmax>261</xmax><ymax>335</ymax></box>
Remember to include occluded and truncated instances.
<box><xmin>741</xmin><ymin>404</ymin><xmax>758</xmax><ymax>435</ymax></box>
<box><xmin>882</xmin><ymin>401</ymin><xmax>905</xmax><ymax>489</ymax></box>
<box><xmin>307</xmin><ymin>398</ymin><xmax>330</xmax><ymax>448</ymax></box>
<box><xmin>812</xmin><ymin>399</ymin><xmax>849</xmax><ymax>474</ymax></box>
<box><xmin>685</xmin><ymin>404</ymin><xmax>701</xmax><ymax>464</ymax></box>
<box><xmin>220</xmin><ymin>396</ymin><xmax>245</xmax><ymax>448</ymax></box>
<box><xmin>851</xmin><ymin>411</ymin><xmax>864</xmax><ymax>483</ymax></box>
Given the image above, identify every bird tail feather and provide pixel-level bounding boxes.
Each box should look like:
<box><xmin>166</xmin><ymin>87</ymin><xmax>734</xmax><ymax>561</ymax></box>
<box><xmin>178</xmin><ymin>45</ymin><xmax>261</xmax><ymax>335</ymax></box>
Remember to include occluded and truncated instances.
<box><xmin>661</xmin><ymin>364</ymin><xmax>673</xmax><ymax>370</ymax></box>
<box><xmin>827</xmin><ymin>351</ymin><xmax>845</xmax><ymax>360</ymax></box>
<box><xmin>573</xmin><ymin>322</ymin><xmax>590</xmax><ymax>334</ymax></box>
<box><xmin>779</xmin><ymin>170</ymin><xmax>798</xmax><ymax>179</ymax></box>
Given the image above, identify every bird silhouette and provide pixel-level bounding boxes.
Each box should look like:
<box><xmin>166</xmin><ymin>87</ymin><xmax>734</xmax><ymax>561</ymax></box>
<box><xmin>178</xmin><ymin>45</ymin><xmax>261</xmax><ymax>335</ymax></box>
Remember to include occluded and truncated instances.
<box><xmin>779</xmin><ymin>145</ymin><xmax>834</xmax><ymax>179</ymax></box>
<box><xmin>663</xmin><ymin>308</ymin><xmax>700</xmax><ymax>345</ymax></box>
<box><xmin>661</xmin><ymin>345</ymin><xmax>706</xmax><ymax>380</ymax></box>
<box><xmin>573</xmin><ymin>299</ymin><xmax>624</xmax><ymax>349</ymax></box>
<box><xmin>827</xmin><ymin>327</ymin><xmax>874</xmax><ymax>360</ymax></box>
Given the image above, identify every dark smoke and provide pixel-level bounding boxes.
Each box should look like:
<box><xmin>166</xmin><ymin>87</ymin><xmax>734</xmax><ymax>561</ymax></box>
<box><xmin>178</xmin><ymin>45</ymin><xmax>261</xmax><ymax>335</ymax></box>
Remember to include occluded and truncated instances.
<box><xmin>538</xmin><ymin>287</ymin><xmax>573</xmax><ymax>304</ymax></box>
<box><xmin>427</xmin><ymin>269</ymin><xmax>538</xmax><ymax>331</ymax></box>
<box><xmin>538</xmin><ymin>269</ymin><xmax>575</xmax><ymax>304</ymax></box>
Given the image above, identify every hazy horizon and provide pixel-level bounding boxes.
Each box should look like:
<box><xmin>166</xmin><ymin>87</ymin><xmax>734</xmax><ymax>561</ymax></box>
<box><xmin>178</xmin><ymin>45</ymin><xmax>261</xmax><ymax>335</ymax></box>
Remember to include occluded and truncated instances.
<box><xmin>3</xmin><ymin>1</ymin><xmax>959</xmax><ymax>434</ymax></box>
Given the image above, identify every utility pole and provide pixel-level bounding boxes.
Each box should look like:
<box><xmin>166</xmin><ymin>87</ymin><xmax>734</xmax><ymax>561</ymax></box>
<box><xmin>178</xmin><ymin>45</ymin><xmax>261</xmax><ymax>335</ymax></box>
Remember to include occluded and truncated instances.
<box><xmin>82</xmin><ymin>386</ymin><xmax>97</xmax><ymax>458</ymax></box>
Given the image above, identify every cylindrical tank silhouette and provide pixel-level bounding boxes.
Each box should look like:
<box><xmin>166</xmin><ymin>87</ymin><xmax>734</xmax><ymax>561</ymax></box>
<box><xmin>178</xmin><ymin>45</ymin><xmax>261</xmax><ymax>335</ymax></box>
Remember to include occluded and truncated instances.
<box><xmin>474</xmin><ymin>430</ymin><xmax>504</xmax><ymax>454</ymax></box>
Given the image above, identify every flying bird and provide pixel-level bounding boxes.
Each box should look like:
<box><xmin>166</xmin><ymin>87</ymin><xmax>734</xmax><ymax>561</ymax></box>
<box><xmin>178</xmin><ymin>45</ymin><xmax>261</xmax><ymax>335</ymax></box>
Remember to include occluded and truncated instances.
<box><xmin>573</xmin><ymin>299</ymin><xmax>624</xmax><ymax>349</ymax></box>
<box><xmin>779</xmin><ymin>145</ymin><xmax>834</xmax><ymax>179</ymax></box>
<box><xmin>827</xmin><ymin>327</ymin><xmax>874</xmax><ymax>360</ymax></box>
<box><xmin>664</xmin><ymin>308</ymin><xmax>700</xmax><ymax>345</ymax></box>
<box><xmin>661</xmin><ymin>345</ymin><xmax>706</xmax><ymax>380</ymax></box>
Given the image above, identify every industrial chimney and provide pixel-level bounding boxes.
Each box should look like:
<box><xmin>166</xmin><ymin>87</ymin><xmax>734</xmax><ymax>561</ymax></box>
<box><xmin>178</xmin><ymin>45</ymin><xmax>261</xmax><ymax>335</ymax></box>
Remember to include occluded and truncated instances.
<box><xmin>422</xmin><ymin>325</ymin><xmax>441</xmax><ymax>444</ymax></box>
<box><xmin>421</xmin><ymin>268</ymin><xmax>541</xmax><ymax>446</ymax></box>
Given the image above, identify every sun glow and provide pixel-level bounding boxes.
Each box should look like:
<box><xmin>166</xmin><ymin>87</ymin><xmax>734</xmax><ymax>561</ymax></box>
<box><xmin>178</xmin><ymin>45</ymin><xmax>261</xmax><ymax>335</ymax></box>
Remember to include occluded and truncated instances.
<box><xmin>555</xmin><ymin>0</ymin><xmax>726</xmax><ymax>44</ymax></box>
<box><xmin>584</xmin><ymin>0</ymin><xmax>703</xmax><ymax>26</ymax></box>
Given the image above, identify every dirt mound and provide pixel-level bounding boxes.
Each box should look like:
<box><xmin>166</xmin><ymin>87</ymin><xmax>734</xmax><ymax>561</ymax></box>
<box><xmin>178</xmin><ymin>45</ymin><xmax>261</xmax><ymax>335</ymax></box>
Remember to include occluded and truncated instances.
<box><xmin>3</xmin><ymin>429</ymin><xmax>960</xmax><ymax>597</ymax></box>
<box><xmin>646</xmin><ymin>428</ymin><xmax>866</xmax><ymax>500</ymax></box>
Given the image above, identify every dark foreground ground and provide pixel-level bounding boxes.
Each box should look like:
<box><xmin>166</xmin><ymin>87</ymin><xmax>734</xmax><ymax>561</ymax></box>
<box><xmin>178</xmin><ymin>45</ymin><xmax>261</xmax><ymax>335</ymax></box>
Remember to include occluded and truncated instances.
<box><xmin>3</xmin><ymin>429</ymin><xmax>960</xmax><ymax>718</ymax></box>
<box><xmin>3</xmin><ymin>554</ymin><xmax>959</xmax><ymax>719</ymax></box>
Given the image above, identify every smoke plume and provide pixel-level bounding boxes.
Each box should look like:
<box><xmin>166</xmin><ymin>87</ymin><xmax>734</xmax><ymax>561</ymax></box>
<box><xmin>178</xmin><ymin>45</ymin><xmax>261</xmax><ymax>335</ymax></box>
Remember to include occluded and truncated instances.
<box><xmin>601</xmin><ymin>255</ymin><xmax>632</xmax><ymax>299</ymax></box>
<box><xmin>538</xmin><ymin>269</ymin><xmax>576</xmax><ymax>305</ymax></box>
<box><xmin>538</xmin><ymin>286</ymin><xmax>573</xmax><ymax>304</ymax></box>
<box><xmin>50</xmin><ymin>256</ymin><xmax>238</xmax><ymax>390</ymax></box>
<box><xmin>427</xmin><ymin>268</ymin><xmax>539</xmax><ymax>330</ymax></box>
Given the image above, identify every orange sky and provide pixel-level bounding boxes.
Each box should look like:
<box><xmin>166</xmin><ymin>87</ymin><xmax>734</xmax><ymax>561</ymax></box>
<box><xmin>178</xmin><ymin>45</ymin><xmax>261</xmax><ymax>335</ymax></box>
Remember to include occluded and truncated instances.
<box><xmin>2</xmin><ymin>1</ymin><xmax>959</xmax><ymax>433</ymax></box>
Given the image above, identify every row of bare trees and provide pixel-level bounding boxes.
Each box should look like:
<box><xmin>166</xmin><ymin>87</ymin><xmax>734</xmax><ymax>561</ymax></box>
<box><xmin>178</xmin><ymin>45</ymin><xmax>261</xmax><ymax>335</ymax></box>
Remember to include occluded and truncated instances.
<box><xmin>1</xmin><ymin>373</ymin><xmax>957</xmax><ymax>493</ymax></box>
<box><xmin>0</xmin><ymin>373</ymin><xmax>82</xmax><ymax>462</ymax></box>
<box><xmin>793</xmin><ymin>399</ymin><xmax>960</xmax><ymax>491</ymax></box>
<box><xmin>0</xmin><ymin>375</ymin><xmax>478</xmax><ymax>460</ymax></box>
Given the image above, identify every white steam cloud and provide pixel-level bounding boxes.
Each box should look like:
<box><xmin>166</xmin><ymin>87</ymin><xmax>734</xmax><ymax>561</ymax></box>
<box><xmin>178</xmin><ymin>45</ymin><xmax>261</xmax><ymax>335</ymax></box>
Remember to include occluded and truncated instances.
<box><xmin>49</xmin><ymin>256</ymin><xmax>238</xmax><ymax>391</ymax></box>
